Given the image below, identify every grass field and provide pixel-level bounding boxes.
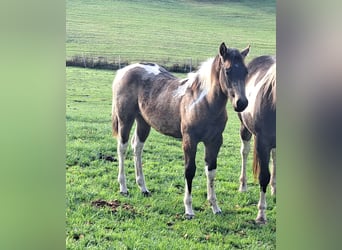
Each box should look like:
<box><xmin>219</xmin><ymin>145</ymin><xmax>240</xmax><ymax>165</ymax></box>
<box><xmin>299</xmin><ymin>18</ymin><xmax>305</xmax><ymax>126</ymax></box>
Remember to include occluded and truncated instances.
<box><xmin>66</xmin><ymin>0</ymin><xmax>275</xmax><ymax>67</ymax></box>
<box><xmin>66</xmin><ymin>67</ymin><xmax>276</xmax><ymax>249</ymax></box>
<box><xmin>66</xmin><ymin>0</ymin><xmax>276</xmax><ymax>249</ymax></box>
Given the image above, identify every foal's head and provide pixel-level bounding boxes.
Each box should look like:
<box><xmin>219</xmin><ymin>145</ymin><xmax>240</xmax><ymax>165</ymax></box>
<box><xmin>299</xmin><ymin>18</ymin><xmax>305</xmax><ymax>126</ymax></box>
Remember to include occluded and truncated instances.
<box><xmin>217</xmin><ymin>42</ymin><xmax>250</xmax><ymax>112</ymax></box>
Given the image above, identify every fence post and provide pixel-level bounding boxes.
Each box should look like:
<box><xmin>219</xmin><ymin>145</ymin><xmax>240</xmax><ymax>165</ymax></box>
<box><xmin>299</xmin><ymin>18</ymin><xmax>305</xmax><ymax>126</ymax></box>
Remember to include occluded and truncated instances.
<box><xmin>82</xmin><ymin>52</ymin><xmax>86</xmax><ymax>68</ymax></box>
<box><xmin>189</xmin><ymin>58</ymin><xmax>192</xmax><ymax>72</ymax></box>
<box><xmin>119</xmin><ymin>55</ymin><xmax>121</xmax><ymax>69</ymax></box>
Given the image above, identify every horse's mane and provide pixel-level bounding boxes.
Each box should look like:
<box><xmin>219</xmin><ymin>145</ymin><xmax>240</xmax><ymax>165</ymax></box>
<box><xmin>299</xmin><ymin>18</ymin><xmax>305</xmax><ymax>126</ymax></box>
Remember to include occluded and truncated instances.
<box><xmin>177</xmin><ymin>57</ymin><xmax>215</xmax><ymax>96</ymax></box>
<box><xmin>260</xmin><ymin>62</ymin><xmax>276</xmax><ymax>107</ymax></box>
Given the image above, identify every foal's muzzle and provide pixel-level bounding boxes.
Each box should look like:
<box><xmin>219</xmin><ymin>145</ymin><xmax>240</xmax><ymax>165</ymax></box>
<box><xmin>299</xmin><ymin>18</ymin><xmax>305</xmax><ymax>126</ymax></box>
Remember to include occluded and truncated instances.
<box><xmin>234</xmin><ymin>98</ymin><xmax>248</xmax><ymax>112</ymax></box>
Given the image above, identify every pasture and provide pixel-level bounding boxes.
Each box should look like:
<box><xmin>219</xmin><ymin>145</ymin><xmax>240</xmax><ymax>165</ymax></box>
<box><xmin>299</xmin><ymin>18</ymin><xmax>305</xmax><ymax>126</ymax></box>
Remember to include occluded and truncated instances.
<box><xmin>66</xmin><ymin>67</ymin><xmax>276</xmax><ymax>249</ymax></box>
<box><xmin>66</xmin><ymin>0</ymin><xmax>275</xmax><ymax>67</ymax></box>
<box><xmin>66</xmin><ymin>0</ymin><xmax>276</xmax><ymax>249</ymax></box>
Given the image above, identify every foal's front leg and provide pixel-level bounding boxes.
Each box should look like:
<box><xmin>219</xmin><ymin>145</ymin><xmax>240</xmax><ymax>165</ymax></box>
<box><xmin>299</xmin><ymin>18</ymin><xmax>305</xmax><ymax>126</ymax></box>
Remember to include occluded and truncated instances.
<box><xmin>204</xmin><ymin>136</ymin><xmax>223</xmax><ymax>214</ymax></box>
<box><xmin>182</xmin><ymin>135</ymin><xmax>197</xmax><ymax>219</ymax></box>
<box><xmin>239</xmin><ymin>124</ymin><xmax>252</xmax><ymax>192</ymax></box>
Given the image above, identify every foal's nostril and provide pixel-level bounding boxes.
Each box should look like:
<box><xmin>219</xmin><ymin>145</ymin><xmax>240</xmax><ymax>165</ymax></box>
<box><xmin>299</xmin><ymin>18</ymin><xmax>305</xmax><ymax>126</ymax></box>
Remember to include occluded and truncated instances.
<box><xmin>236</xmin><ymin>99</ymin><xmax>248</xmax><ymax>112</ymax></box>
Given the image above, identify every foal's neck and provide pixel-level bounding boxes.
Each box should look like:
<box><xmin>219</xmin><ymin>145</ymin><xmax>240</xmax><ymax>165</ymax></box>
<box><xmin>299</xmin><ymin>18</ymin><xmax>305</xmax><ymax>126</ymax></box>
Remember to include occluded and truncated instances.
<box><xmin>206</xmin><ymin>56</ymin><xmax>228</xmax><ymax>107</ymax></box>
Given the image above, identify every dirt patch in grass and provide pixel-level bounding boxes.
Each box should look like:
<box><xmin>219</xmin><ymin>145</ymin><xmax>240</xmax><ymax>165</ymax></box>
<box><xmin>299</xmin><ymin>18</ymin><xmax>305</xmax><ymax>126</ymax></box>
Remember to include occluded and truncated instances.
<box><xmin>97</xmin><ymin>153</ymin><xmax>116</xmax><ymax>162</ymax></box>
<box><xmin>91</xmin><ymin>199</ymin><xmax>135</xmax><ymax>213</ymax></box>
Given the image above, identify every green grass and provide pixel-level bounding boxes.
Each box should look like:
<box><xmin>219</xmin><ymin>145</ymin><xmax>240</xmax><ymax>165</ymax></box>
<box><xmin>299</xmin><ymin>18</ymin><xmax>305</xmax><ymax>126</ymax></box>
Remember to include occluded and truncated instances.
<box><xmin>66</xmin><ymin>0</ymin><xmax>276</xmax><ymax>66</ymax></box>
<box><xmin>66</xmin><ymin>67</ymin><xmax>276</xmax><ymax>249</ymax></box>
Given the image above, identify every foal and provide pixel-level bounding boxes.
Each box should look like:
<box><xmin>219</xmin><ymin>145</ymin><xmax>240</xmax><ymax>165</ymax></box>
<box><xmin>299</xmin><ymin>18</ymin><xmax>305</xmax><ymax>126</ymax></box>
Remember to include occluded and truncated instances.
<box><xmin>112</xmin><ymin>42</ymin><xmax>250</xmax><ymax>218</ymax></box>
<box><xmin>238</xmin><ymin>55</ymin><xmax>276</xmax><ymax>223</ymax></box>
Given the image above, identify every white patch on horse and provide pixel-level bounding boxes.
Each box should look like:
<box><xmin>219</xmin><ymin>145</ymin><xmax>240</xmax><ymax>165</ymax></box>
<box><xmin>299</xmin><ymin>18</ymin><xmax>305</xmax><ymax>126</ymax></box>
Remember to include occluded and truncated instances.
<box><xmin>113</xmin><ymin>63</ymin><xmax>161</xmax><ymax>87</ymax></box>
<box><xmin>243</xmin><ymin>72</ymin><xmax>263</xmax><ymax>118</ymax></box>
<box><xmin>140</xmin><ymin>63</ymin><xmax>161</xmax><ymax>76</ymax></box>
<box><xmin>188</xmin><ymin>89</ymin><xmax>208</xmax><ymax>110</ymax></box>
<box><xmin>173</xmin><ymin>80</ymin><xmax>190</xmax><ymax>98</ymax></box>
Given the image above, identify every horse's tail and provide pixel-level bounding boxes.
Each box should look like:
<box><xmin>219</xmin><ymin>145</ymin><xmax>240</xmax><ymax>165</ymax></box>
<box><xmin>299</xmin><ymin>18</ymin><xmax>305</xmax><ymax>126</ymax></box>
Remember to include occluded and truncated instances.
<box><xmin>112</xmin><ymin>112</ymin><xmax>118</xmax><ymax>137</ymax></box>
<box><xmin>252</xmin><ymin>136</ymin><xmax>260</xmax><ymax>181</ymax></box>
<box><xmin>111</xmin><ymin>93</ymin><xmax>119</xmax><ymax>137</ymax></box>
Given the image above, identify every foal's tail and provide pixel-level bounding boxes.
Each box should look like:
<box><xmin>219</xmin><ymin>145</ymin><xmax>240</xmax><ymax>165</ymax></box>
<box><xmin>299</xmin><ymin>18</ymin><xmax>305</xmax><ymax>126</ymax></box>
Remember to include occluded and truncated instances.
<box><xmin>252</xmin><ymin>136</ymin><xmax>260</xmax><ymax>181</ymax></box>
<box><xmin>112</xmin><ymin>114</ymin><xmax>119</xmax><ymax>137</ymax></box>
<box><xmin>111</xmin><ymin>100</ymin><xmax>119</xmax><ymax>137</ymax></box>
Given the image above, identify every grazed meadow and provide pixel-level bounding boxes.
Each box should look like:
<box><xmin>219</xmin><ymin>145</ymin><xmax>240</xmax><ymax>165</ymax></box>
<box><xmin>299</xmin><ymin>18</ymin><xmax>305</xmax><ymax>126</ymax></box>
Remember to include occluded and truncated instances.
<box><xmin>66</xmin><ymin>0</ymin><xmax>276</xmax><ymax>249</ymax></box>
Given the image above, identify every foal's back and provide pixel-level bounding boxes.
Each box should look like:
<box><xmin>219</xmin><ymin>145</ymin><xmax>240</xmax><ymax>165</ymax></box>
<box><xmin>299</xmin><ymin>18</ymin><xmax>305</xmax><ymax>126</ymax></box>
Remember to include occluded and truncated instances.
<box><xmin>112</xmin><ymin>63</ymin><xmax>184</xmax><ymax>138</ymax></box>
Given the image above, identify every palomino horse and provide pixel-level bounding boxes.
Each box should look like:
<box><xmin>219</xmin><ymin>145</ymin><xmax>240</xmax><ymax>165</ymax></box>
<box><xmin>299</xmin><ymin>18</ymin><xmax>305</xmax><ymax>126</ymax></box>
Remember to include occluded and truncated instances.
<box><xmin>112</xmin><ymin>42</ymin><xmax>250</xmax><ymax>218</ymax></box>
<box><xmin>238</xmin><ymin>55</ymin><xmax>276</xmax><ymax>223</ymax></box>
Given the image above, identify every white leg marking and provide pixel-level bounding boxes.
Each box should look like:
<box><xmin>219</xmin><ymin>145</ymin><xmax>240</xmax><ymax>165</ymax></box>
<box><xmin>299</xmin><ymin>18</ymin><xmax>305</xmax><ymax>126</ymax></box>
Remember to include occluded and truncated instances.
<box><xmin>239</xmin><ymin>139</ymin><xmax>250</xmax><ymax>192</ymax></box>
<box><xmin>117</xmin><ymin>140</ymin><xmax>128</xmax><ymax>194</ymax></box>
<box><xmin>184</xmin><ymin>180</ymin><xmax>194</xmax><ymax>218</ymax></box>
<box><xmin>270</xmin><ymin>148</ymin><xmax>276</xmax><ymax>196</ymax></box>
<box><xmin>256</xmin><ymin>191</ymin><xmax>267</xmax><ymax>223</ymax></box>
<box><xmin>131</xmin><ymin>133</ymin><xmax>149</xmax><ymax>194</ymax></box>
<box><xmin>205</xmin><ymin>166</ymin><xmax>222</xmax><ymax>214</ymax></box>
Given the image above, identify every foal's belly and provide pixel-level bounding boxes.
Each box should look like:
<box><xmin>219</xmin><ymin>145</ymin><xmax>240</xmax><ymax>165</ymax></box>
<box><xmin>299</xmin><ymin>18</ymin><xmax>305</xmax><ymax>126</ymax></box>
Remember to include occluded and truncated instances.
<box><xmin>150</xmin><ymin>117</ymin><xmax>182</xmax><ymax>139</ymax></box>
<box><xmin>139</xmin><ymin>106</ymin><xmax>182</xmax><ymax>139</ymax></box>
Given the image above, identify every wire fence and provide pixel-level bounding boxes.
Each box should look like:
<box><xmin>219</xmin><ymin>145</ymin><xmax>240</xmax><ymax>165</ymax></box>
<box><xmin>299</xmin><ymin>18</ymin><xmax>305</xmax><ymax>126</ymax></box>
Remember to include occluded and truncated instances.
<box><xmin>66</xmin><ymin>54</ymin><xmax>201</xmax><ymax>73</ymax></box>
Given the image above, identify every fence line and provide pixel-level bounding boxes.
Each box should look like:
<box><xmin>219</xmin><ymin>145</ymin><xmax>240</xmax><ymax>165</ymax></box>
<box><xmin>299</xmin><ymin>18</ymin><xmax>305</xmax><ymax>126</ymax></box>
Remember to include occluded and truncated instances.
<box><xmin>66</xmin><ymin>54</ymin><xmax>199</xmax><ymax>73</ymax></box>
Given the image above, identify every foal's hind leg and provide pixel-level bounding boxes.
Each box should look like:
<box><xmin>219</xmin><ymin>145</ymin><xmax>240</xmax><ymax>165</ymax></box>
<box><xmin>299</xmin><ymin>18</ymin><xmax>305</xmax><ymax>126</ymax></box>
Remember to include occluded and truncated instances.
<box><xmin>204</xmin><ymin>135</ymin><xmax>223</xmax><ymax>214</ymax></box>
<box><xmin>116</xmin><ymin>115</ymin><xmax>135</xmax><ymax>195</ymax></box>
<box><xmin>239</xmin><ymin>123</ymin><xmax>252</xmax><ymax>192</ymax></box>
<box><xmin>131</xmin><ymin>115</ymin><xmax>151</xmax><ymax>196</ymax></box>
<box><xmin>255</xmin><ymin>137</ymin><xmax>271</xmax><ymax>224</ymax></box>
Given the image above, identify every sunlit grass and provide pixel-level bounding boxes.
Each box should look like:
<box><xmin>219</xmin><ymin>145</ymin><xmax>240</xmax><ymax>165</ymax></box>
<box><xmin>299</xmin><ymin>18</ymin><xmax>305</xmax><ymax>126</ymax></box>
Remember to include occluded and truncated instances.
<box><xmin>66</xmin><ymin>67</ymin><xmax>276</xmax><ymax>249</ymax></box>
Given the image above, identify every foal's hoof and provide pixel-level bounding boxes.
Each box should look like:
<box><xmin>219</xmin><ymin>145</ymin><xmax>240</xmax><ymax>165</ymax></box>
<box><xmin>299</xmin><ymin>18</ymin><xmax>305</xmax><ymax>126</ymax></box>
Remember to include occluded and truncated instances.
<box><xmin>142</xmin><ymin>191</ymin><xmax>151</xmax><ymax>197</ymax></box>
<box><xmin>184</xmin><ymin>213</ymin><xmax>195</xmax><ymax>220</ymax></box>
<box><xmin>255</xmin><ymin>217</ymin><xmax>267</xmax><ymax>225</ymax></box>
<box><xmin>211</xmin><ymin>206</ymin><xmax>222</xmax><ymax>215</ymax></box>
<box><xmin>120</xmin><ymin>191</ymin><xmax>129</xmax><ymax>196</ymax></box>
<box><xmin>214</xmin><ymin>210</ymin><xmax>222</xmax><ymax>215</ymax></box>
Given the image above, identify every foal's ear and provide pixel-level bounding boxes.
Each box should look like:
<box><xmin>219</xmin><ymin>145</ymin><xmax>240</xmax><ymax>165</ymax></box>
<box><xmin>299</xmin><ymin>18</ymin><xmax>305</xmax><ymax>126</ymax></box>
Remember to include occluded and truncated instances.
<box><xmin>241</xmin><ymin>45</ymin><xmax>251</xmax><ymax>58</ymax></box>
<box><xmin>219</xmin><ymin>42</ymin><xmax>228</xmax><ymax>57</ymax></box>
